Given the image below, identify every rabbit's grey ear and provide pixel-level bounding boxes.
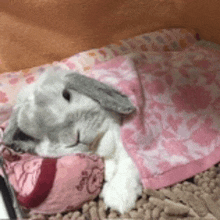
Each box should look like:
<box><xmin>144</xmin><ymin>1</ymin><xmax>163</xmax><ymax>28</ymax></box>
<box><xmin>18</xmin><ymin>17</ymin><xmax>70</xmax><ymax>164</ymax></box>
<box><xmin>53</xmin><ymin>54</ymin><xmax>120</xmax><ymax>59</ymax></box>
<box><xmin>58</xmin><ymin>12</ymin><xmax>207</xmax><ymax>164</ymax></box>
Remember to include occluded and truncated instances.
<box><xmin>65</xmin><ymin>73</ymin><xmax>136</xmax><ymax>115</ymax></box>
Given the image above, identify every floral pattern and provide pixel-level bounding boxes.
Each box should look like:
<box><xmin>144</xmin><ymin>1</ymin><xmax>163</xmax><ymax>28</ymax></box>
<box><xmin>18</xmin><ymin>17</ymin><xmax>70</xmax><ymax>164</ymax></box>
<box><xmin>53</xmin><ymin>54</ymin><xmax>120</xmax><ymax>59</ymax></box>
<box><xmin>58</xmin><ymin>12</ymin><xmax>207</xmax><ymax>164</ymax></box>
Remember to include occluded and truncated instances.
<box><xmin>171</xmin><ymin>85</ymin><xmax>211</xmax><ymax>113</ymax></box>
<box><xmin>0</xmin><ymin>91</ymin><xmax>8</xmax><ymax>103</ymax></box>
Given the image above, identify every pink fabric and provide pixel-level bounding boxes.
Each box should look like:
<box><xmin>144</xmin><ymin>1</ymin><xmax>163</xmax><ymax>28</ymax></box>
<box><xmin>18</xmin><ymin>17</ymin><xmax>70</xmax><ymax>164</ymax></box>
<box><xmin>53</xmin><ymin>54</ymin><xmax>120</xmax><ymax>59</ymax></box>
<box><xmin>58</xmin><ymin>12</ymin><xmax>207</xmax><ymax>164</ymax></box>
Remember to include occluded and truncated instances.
<box><xmin>30</xmin><ymin>154</ymin><xmax>104</xmax><ymax>214</ymax></box>
<box><xmin>0</xmin><ymin>125</ymin><xmax>104</xmax><ymax>214</ymax></box>
<box><xmin>80</xmin><ymin>45</ymin><xmax>220</xmax><ymax>189</ymax></box>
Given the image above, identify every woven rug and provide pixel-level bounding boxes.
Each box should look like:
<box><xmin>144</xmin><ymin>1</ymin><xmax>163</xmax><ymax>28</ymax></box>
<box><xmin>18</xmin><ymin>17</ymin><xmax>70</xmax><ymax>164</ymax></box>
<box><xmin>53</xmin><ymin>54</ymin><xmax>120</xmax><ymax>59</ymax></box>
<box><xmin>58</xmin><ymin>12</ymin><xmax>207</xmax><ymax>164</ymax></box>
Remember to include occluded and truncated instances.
<box><xmin>27</xmin><ymin>163</ymin><xmax>220</xmax><ymax>220</ymax></box>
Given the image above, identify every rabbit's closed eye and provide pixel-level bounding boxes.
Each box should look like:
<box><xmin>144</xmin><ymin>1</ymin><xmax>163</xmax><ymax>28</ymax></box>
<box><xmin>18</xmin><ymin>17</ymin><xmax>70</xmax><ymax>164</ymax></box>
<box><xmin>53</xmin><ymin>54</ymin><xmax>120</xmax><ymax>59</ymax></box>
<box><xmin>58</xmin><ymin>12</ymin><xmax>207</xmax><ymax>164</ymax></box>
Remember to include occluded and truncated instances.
<box><xmin>62</xmin><ymin>89</ymin><xmax>71</xmax><ymax>102</ymax></box>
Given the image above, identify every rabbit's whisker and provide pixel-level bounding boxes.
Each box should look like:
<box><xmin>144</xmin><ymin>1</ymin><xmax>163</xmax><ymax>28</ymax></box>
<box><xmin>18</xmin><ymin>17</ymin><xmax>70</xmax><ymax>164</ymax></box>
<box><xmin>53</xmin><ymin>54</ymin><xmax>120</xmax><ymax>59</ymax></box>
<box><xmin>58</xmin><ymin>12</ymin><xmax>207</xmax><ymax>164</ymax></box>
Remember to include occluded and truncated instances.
<box><xmin>89</xmin><ymin>133</ymin><xmax>104</xmax><ymax>153</ymax></box>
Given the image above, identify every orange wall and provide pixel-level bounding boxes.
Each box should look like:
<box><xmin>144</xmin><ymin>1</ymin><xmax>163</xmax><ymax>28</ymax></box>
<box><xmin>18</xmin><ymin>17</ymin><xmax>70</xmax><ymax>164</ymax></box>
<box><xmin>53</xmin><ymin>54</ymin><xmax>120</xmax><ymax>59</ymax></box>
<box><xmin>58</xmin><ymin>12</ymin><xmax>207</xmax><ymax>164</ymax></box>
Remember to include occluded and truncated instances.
<box><xmin>180</xmin><ymin>0</ymin><xmax>220</xmax><ymax>44</ymax></box>
<box><xmin>0</xmin><ymin>0</ymin><xmax>219</xmax><ymax>73</ymax></box>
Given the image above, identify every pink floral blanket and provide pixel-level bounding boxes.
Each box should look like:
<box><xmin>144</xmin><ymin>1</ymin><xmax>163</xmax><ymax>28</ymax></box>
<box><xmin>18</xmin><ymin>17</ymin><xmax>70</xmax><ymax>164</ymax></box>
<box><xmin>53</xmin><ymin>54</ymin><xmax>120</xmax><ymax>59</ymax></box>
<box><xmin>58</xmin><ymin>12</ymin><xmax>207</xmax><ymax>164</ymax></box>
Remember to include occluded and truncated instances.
<box><xmin>83</xmin><ymin>45</ymin><xmax>220</xmax><ymax>189</ymax></box>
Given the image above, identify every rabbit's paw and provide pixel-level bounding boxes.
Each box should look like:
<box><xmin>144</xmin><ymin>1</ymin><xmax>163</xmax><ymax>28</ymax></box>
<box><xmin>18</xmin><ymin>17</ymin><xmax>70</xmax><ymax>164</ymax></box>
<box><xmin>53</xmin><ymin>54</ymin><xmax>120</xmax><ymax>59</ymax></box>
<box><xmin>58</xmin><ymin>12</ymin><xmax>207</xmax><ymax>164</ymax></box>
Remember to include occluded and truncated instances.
<box><xmin>101</xmin><ymin>176</ymin><xmax>142</xmax><ymax>214</ymax></box>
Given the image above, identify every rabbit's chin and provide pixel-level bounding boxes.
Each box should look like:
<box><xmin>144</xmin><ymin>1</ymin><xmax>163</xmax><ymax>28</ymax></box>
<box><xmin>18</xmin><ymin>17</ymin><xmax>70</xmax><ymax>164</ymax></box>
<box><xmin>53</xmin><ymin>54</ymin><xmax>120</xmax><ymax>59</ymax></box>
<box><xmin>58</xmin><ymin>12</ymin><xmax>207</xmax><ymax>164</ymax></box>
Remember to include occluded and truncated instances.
<box><xmin>34</xmin><ymin>141</ymin><xmax>90</xmax><ymax>158</ymax></box>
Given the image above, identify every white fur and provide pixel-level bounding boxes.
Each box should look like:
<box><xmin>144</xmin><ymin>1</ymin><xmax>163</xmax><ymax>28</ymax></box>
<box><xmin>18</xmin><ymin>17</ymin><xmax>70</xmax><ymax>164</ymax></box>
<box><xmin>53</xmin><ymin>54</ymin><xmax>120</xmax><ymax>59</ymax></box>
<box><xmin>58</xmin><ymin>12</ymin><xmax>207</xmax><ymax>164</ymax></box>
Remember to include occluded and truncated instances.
<box><xmin>4</xmin><ymin>68</ymin><xmax>143</xmax><ymax>214</ymax></box>
<box><xmin>97</xmin><ymin>123</ymin><xmax>142</xmax><ymax>213</ymax></box>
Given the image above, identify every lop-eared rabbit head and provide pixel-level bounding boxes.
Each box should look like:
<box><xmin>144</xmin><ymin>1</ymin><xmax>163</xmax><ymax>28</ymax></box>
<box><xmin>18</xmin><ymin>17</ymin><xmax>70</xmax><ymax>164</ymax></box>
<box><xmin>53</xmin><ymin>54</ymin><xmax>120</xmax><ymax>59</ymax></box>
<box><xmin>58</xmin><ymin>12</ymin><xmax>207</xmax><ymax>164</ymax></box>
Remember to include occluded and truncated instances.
<box><xmin>3</xmin><ymin>67</ymin><xmax>135</xmax><ymax>157</ymax></box>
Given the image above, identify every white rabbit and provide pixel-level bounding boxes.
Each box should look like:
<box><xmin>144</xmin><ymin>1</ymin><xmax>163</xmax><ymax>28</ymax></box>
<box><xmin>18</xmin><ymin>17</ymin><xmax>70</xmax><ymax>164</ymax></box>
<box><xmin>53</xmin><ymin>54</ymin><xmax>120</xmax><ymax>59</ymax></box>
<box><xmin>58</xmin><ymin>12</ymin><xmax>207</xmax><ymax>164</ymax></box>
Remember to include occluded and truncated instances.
<box><xmin>3</xmin><ymin>66</ymin><xmax>142</xmax><ymax>214</ymax></box>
